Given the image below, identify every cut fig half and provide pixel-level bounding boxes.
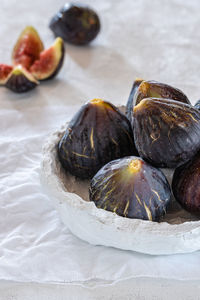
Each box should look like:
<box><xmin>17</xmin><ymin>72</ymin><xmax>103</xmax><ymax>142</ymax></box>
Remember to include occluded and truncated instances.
<box><xmin>6</xmin><ymin>65</ymin><xmax>38</xmax><ymax>93</ymax></box>
<box><xmin>30</xmin><ymin>37</ymin><xmax>65</xmax><ymax>81</ymax></box>
<box><xmin>0</xmin><ymin>64</ymin><xmax>13</xmax><ymax>85</ymax></box>
<box><xmin>12</xmin><ymin>26</ymin><xmax>44</xmax><ymax>70</ymax></box>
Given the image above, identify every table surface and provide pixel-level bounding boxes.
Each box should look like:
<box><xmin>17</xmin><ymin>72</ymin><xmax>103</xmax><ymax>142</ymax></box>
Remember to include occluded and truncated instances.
<box><xmin>1</xmin><ymin>0</ymin><xmax>200</xmax><ymax>299</ymax></box>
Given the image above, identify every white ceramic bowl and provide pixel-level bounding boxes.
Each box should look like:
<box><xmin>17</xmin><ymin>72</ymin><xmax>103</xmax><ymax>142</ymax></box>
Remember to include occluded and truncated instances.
<box><xmin>41</xmin><ymin>122</ymin><xmax>200</xmax><ymax>255</ymax></box>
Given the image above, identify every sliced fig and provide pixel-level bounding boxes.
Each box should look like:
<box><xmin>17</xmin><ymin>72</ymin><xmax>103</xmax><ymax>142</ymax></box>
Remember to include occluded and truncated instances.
<box><xmin>133</xmin><ymin>80</ymin><xmax>190</xmax><ymax>108</ymax></box>
<box><xmin>133</xmin><ymin>98</ymin><xmax>200</xmax><ymax>168</ymax></box>
<box><xmin>5</xmin><ymin>66</ymin><xmax>38</xmax><ymax>93</ymax></box>
<box><xmin>0</xmin><ymin>64</ymin><xmax>13</xmax><ymax>85</ymax></box>
<box><xmin>58</xmin><ymin>99</ymin><xmax>138</xmax><ymax>179</ymax></box>
<box><xmin>90</xmin><ymin>156</ymin><xmax>171</xmax><ymax>221</ymax></box>
<box><xmin>30</xmin><ymin>37</ymin><xmax>64</xmax><ymax>81</ymax></box>
<box><xmin>172</xmin><ymin>152</ymin><xmax>200</xmax><ymax>214</ymax></box>
<box><xmin>49</xmin><ymin>3</ymin><xmax>100</xmax><ymax>45</ymax></box>
<box><xmin>12</xmin><ymin>26</ymin><xmax>44</xmax><ymax>69</ymax></box>
<box><xmin>125</xmin><ymin>78</ymin><xmax>143</xmax><ymax>123</ymax></box>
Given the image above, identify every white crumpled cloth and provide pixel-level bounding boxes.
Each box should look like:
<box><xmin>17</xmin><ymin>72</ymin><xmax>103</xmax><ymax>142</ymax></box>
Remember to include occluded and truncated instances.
<box><xmin>1</xmin><ymin>0</ymin><xmax>200</xmax><ymax>287</ymax></box>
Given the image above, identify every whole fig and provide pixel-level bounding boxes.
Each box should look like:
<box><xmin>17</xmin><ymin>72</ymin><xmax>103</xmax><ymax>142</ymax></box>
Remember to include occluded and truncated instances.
<box><xmin>90</xmin><ymin>156</ymin><xmax>171</xmax><ymax>221</ymax></box>
<box><xmin>58</xmin><ymin>99</ymin><xmax>138</xmax><ymax>179</ymax></box>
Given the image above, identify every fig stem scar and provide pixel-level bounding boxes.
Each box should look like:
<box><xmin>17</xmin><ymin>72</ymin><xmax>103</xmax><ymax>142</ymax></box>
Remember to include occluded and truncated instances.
<box><xmin>128</xmin><ymin>159</ymin><xmax>142</xmax><ymax>173</ymax></box>
<box><xmin>133</xmin><ymin>99</ymin><xmax>147</xmax><ymax>113</ymax></box>
<box><xmin>139</xmin><ymin>81</ymin><xmax>150</xmax><ymax>95</ymax></box>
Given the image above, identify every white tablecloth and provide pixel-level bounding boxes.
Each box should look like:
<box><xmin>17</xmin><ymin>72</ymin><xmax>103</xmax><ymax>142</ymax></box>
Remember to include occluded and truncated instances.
<box><xmin>1</xmin><ymin>0</ymin><xmax>200</xmax><ymax>299</ymax></box>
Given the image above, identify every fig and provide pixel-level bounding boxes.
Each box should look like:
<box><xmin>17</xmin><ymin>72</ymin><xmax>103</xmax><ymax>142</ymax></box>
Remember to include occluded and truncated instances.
<box><xmin>172</xmin><ymin>152</ymin><xmax>200</xmax><ymax>214</ymax></box>
<box><xmin>89</xmin><ymin>156</ymin><xmax>171</xmax><ymax>221</ymax></box>
<box><xmin>12</xmin><ymin>26</ymin><xmax>44</xmax><ymax>69</ymax></box>
<box><xmin>0</xmin><ymin>64</ymin><xmax>13</xmax><ymax>85</ymax></box>
<box><xmin>30</xmin><ymin>37</ymin><xmax>65</xmax><ymax>81</ymax></box>
<box><xmin>125</xmin><ymin>78</ymin><xmax>143</xmax><ymax>123</ymax></box>
<box><xmin>49</xmin><ymin>3</ymin><xmax>100</xmax><ymax>45</ymax></box>
<box><xmin>194</xmin><ymin>99</ymin><xmax>200</xmax><ymax>110</ymax></box>
<box><xmin>58</xmin><ymin>99</ymin><xmax>138</xmax><ymax>179</ymax></box>
<box><xmin>133</xmin><ymin>80</ymin><xmax>190</xmax><ymax>108</ymax></box>
<box><xmin>5</xmin><ymin>66</ymin><xmax>38</xmax><ymax>93</ymax></box>
<box><xmin>133</xmin><ymin>98</ymin><xmax>200</xmax><ymax>168</ymax></box>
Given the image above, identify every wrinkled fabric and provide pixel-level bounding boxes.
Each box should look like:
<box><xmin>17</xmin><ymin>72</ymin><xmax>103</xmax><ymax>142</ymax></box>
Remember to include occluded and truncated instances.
<box><xmin>1</xmin><ymin>0</ymin><xmax>200</xmax><ymax>285</ymax></box>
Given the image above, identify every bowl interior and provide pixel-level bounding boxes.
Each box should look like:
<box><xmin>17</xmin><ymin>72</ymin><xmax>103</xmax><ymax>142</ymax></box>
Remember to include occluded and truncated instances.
<box><xmin>54</xmin><ymin>105</ymin><xmax>200</xmax><ymax>225</ymax></box>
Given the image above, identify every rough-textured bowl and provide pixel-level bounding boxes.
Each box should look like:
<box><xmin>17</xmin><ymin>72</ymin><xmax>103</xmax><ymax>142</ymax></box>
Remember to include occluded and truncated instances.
<box><xmin>41</xmin><ymin>112</ymin><xmax>200</xmax><ymax>255</ymax></box>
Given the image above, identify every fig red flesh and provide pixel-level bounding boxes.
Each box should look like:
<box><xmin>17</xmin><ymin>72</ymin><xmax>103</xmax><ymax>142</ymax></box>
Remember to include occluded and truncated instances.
<box><xmin>0</xmin><ymin>64</ymin><xmax>13</xmax><ymax>84</ymax></box>
<box><xmin>12</xmin><ymin>26</ymin><xmax>44</xmax><ymax>69</ymax></box>
<box><xmin>30</xmin><ymin>37</ymin><xmax>64</xmax><ymax>80</ymax></box>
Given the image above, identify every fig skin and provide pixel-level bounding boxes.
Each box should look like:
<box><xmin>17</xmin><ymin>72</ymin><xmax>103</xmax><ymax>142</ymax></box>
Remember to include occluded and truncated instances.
<box><xmin>133</xmin><ymin>80</ymin><xmax>190</xmax><ymax>108</ymax></box>
<box><xmin>89</xmin><ymin>156</ymin><xmax>171</xmax><ymax>221</ymax></box>
<box><xmin>172</xmin><ymin>152</ymin><xmax>200</xmax><ymax>214</ymax></box>
<box><xmin>0</xmin><ymin>64</ymin><xmax>13</xmax><ymax>85</ymax></box>
<box><xmin>133</xmin><ymin>98</ymin><xmax>200</xmax><ymax>168</ymax></box>
<box><xmin>125</xmin><ymin>78</ymin><xmax>143</xmax><ymax>123</ymax></box>
<box><xmin>58</xmin><ymin>99</ymin><xmax>138</xmax><ymax>179</ymax></box>
<box><xmin>194</xmin><ymin>99</ymin><xmax>200</xmax><ymax>110</ymax></box>
<box><xmin>5</xmin><ymin>66</ymin><xmax>38</xmax><ymax>93</ymax></box>
<box><xmin>49</xmin><ymin>3</ymin><xmax>100</xmax><ymax>45</ymax></box>
<box><xmin>30</xmin><ymin>37</ymin><xmax>65</xmax><ymax>81</ymax></box>
<box><xmin>12</xmin><ymin>26</ymin><xmax>44</xmax><ymax>70</ymax></box>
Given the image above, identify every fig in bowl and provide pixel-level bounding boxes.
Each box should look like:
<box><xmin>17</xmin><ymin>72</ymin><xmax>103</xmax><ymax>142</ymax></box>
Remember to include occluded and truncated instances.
<box><xmin>172</xmin><ymin>152</ymin><xmax>200</xmax><ymax>215</ymax></box>
<box><xmin>58</xmin><ymin>99</ymin><xmax>138</xmax><ymax>179</ymax></box>
<box><xmin>90</xmin><ymin>156</ymin><xmax>171</xmax><ymax>221</ymax></box>
<box><xmin>125</xmin><ymin>78</ymin><xmax>143</xmax><ymax>123</ymax></box>
<box><xmin>133</xmin><ymin>98</ymin><xmax>200</xmax><ymax>168</ymax></box>
<box><xmin>133</xmin><ymin>80</ymin><xmax>190</xmax><ymax>107</ymax></box>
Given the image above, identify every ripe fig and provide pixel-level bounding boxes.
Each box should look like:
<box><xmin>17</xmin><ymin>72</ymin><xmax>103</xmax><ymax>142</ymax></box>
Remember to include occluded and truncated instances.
<box><xmin>194</xmin><ymin>99</ymin><xmax>200</xmax><ymax>110</ymax></box>
<box><xmin>125</xmin><ymin>78</ymin><xmax>143</xmax><ymax>123</ymax></box>
<box><xmin>58</xmin><ymin>99</ymin><xmax>138</xmax><ymax>179</ymax></box>
<box><xmin>133</xmin><ymin>98</ymin><xmax>200</xmax><ymax>168</ymax></box>
<box><xmin>89</xmin><ymin>156</ymin><xmax>171</xmax><ymax>221</ymax></box>
<box><xmin>12</xmin><ymin>26</ymin><xmax>44</xmax><ymax>70</ymax></box>
<box><xmin>30</xmin><ymin>37</ymin><xmax>65</xmax><ymax>81</ymax></box>
<box><xmin>5</xmin><ymin>66</ymin><xmax>38</xmax><ymax>93</ymax></box>
<box><xmin>172</xmin><ymin>152</ymin><xmax>200</xmax><ymax>214</ymax></box>
<box><xmin>49</xmin><ymin>3</ymin><xmax>100</xmax><ymax>45</ymax></box>
<box><xmin>0</xmin><ymin>64</ymin><xmax>13</xmax><ymax>85</ymax></box>
<box><xmin>133</xmin><ymin>80</ymin><xmax>190</xmax><ymax>108</ymax></box>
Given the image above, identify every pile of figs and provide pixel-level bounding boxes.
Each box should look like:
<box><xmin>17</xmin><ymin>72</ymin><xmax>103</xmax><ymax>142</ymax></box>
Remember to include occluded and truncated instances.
<box><xmin>58</xmin><ymin>81</ymin><xmax>200</xmax><ymax>222</ymax></box>
<box><xmin>0</xmin><ymin>26</ymin><xmax>65</xmax><ymax>93</ymax></box>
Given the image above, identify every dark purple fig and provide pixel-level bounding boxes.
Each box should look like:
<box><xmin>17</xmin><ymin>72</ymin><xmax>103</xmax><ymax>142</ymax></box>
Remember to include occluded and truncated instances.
<box><xmin>125</xmin><ymin>78</ymin><xmax>143</xmax><ymax>123</ymax></box>
<box><xmin>133</xmin><ymin>80</ymin><xmax>190</xmax><ymax>108</ymax></box>
<box><xmin>90</xmin><ymin>156</ymin><xmax>171</xmax><ymax>221</ymax></box>
<box><xmin>5</xmin><ymin>66</ymin><xmax>38</xmax><ymax>93</ymax></box>
<box><xmin>58</xmin><ymin>99</ymin><xmax>138</xmax><ymax>179</ymax></box>
<box><xmin>172</xmin><ymin>152</ymin><xmax>200</xmax><ymax>215</ymax></box>
<box><xmin>133</xmin><ymin>98</ymin><xmax>200</xmax><ymax>168</ymax></box>
<box><xmin>49</xmin><ymin>3</ymin><xmax>100</xmax><ymax>45</ymax></box>
<box><xmin>194</xmin><ymin>99</ymin><xmax>200</xmax><ymax>110</ymax></box>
